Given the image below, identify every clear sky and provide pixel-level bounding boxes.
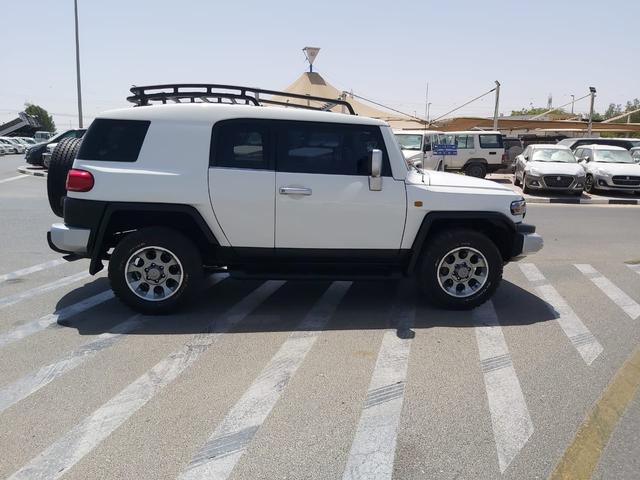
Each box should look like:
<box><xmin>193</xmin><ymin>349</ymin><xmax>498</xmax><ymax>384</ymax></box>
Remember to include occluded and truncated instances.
<box><xmin>2</xmin><ymin>0</ymin><xmax>638</xmax><ymax>129</ymax></box>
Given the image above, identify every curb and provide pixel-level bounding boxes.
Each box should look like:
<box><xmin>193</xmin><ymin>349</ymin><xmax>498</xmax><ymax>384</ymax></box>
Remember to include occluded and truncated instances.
<box><xmin>524</xmin><ymin>195</ymin><xmax>639</xmax><ymax>205</ymax></box>
<box><xmin>17</xmin><ymin>166</ymin><xmax>47</xmax><ymax>178</ymax></box>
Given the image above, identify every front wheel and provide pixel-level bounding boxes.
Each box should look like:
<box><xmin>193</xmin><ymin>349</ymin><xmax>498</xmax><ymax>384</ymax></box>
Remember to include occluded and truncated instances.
<box><xmin>585</xmin><ymin>174</ymin><xmax>597</xmax><ymax>194</ymax></box>
<box><xmin>417</xmin><ymin>229</ymin><xmax>503</xmax><ymax>310</ymax></box>
<box><xmin>108</xmin><ymin>227</ymin><xmax>203</xmax><ymax>314</ymax></box>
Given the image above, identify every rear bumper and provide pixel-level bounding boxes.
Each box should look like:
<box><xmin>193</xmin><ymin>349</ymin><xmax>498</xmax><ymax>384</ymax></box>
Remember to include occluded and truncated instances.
<box><xmin>48</xmin><ymin>223</ymin><xmax>91</xmax><ymax>254</ymax></box>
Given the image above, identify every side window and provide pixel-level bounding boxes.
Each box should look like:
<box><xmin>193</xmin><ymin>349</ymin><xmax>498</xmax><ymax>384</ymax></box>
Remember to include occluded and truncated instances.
<box><xmin>77</xmin><ymin>119</ymin><xmax>150</xmax><ymax>162</ymax></box>
<box><xmin>211</xmin><ymin>120</ymin><xmax>270</xmax><ymax>169</ymax></box>
<box><xmin>479</xmin><ymin>134</ymin><xmax>503</xmax><ymax>149</ymax></box>
<box><xmin>277</xmin><ymin>122</ymin><xmax>391</xmax><ymax>176</ymax></box>
<box><xmin>574</xmin><ymin>148</ymin><xmax>583</xmax><ymax>159</ymax></box>
<box><xmin>583</xmin><ymin>149</ymin><xmax>592</xmax><ymax>161</ymax></box>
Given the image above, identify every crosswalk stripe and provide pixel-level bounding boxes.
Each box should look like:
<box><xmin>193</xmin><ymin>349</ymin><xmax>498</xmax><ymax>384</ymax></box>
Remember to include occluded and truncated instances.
<box><xmin>0</xmin><ymin>314</ymin><xmax>142</xmax><ymax>414</ymax></box>
<box><xmin>0</xmin><ymin>175</ymin><xmax>28</xmax><ymax>184</ymax></box>
<box><xmin>628</xmin><ymin>264</ymin><xmax>640</xmax><ymax>276</ymax></box>
<box><xmin>575</xmin><ymin>264</ymin><xmax>640</xmax><ymax>320</ymax></box>
<box><xmin>519</xmin><ymin>263</ymin><xmax>603</xmax><ymax>365</ymax></box>
<box><xmin>7</xmin><ymin>280</ymin><xmax>284</xmax><ymax>480</ymax></box>
<box><xmin>341</xmin><ymin>298</ymin><xmax>414</xmax><ymax>480</ymax></box>
<box><xmin>474</xmin><ymin>300</ymin><xmax>533</xmax><ymax>473</ymax></box>
<box><xmin>0</xmin><ymin>258</ymin><xmax>69</xmax><ymax>285</ymax></box>
<box><xmin>180</xmin><ymin>281</ymin><xmax>352</xmax><ymax>480</ymax></box>
<box><xmin>0</xmin><ymin>271</ymin><xmax>91</xmax><ymax>310</ymax></box>
<box><xmin>0</xmin><ymin>290</ymin><xmax>114</xmax><ymax>350</ymax></box>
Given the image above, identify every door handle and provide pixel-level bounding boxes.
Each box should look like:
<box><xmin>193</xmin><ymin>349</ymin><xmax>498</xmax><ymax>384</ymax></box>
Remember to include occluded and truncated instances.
<box><xmin>279</xmin><ymin>186</ymin><xmax>312</xmax><ymax>195</ymax></box>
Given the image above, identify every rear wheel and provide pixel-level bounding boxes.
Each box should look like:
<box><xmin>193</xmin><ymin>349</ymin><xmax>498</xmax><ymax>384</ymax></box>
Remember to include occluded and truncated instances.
<box><xmin>47</xmin><ymin>137</ymin><xmax>83</xmax><ymax>217</ymax></box>
<box><xmin>108</xmin><ymin>227</ymin><xmax>203</xmax><ymax>314</ymax></box>
<box><xmin>417</xmin><ymin>229</ymin><xmax>503</xmax><ymax>310</ymax></box>
<box><xmin>465</xmin><ymin>163</ymin><xmax>487</xmax><ymax>178</ymax></box>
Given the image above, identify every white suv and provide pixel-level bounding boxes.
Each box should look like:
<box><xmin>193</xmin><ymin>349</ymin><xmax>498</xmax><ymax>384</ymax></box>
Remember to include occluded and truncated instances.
<box><xmin>47</xmin><ymin>84</ymin><xmax>542</xmax><ymax>314</ymax></box>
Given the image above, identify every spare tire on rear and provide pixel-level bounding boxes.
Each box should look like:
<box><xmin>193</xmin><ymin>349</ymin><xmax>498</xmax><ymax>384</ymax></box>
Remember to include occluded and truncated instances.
<box><xmin>47</xmin><ymin>137</ymin><xmax>83</xmax><ymax>217</ymax></box>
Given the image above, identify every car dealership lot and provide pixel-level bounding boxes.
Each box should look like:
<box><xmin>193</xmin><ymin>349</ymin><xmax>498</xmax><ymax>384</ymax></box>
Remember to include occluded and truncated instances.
<box><xmin>1</xmin><ymin>154</ymin><xmax>640</xmax><ymax>479</ymax></box>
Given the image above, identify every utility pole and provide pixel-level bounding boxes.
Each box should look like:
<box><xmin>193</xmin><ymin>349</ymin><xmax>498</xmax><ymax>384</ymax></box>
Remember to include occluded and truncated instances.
<box><xmin>427</xmin><ymin>103</ymin><xmax>432</xmax><ymax>124</ymax></box>
<box><xmin>570</xmin><ymin>94</ymin><xmax>575</xmax><ymax>115</ymax></box>
<box><xmin>74</xmin><ymin>0</ymin><xmax>83</xmax><ymax>128</ymax></box>
<box><xmin>587</xmin><ymin>87</ymin><xmax>596</xmax><ymax>136</ymax></box>
<box><xmin>424</xmin><ymin>82</ymin><xmax>429</xmax><ymax>122</ymax></box>
<box><xmin>493</xmin><ymin>80</ymin><xmax>501</xmax><ymax>130</ymax></box>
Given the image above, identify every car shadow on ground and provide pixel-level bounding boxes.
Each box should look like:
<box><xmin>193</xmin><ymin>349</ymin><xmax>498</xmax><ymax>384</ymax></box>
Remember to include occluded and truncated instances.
<box><xmin>56</xmin><ymin>275</ymin><xmax>556</xmax><ymax>338</ymax></box>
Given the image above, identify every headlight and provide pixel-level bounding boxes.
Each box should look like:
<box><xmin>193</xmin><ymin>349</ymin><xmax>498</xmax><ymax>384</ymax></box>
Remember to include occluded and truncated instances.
<box><xmin>511</xmin><ymin>199</ymin><xmax>527</xmax><ymax>216</ymax></box>
<box><xmin>528</xmin><ymin>168</ymin><xmax>541</xmax><ymax>177</ymax></box>
<box><xmin>595</xmin><ymin>169</ymin><xmax>611</xmax><ymax>176</ymax></box>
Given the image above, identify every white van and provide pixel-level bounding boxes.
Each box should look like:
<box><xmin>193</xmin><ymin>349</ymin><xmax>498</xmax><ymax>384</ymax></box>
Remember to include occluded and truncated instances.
<box><xmin>439</xmin><ymin>131</ymin><xmax>509</xmax><ymax>178</ymax></box>
<box><xmin>393</xmin><ymin>129</ymin><xmax>445</xmax><ymax>170</ymax></box>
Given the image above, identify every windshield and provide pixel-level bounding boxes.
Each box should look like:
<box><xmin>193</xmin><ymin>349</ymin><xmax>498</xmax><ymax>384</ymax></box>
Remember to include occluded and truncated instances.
<box><xmin>395</xmin><ymin>134</ymin><xmax>423</xmax><ymax>151</ymax></box>
<box><xmin>594</xmin><ymin>149</ymin><xmax>635</xmax><ymax>163</ymax></box>
<box><xmin>531</xmin><ymin>149</ymin><xmax>576</xmax><ymax>163</ymax></box>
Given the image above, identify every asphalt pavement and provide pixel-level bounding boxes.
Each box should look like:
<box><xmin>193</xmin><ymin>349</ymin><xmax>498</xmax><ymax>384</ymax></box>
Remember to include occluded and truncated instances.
<box><xmin>1</xmin><ymin>153</ymin><xmax>640</xmax><ymax>479</ymax></box>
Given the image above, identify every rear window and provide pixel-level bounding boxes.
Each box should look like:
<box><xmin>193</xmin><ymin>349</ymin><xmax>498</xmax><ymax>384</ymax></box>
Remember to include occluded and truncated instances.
<box><xmin>77</xmin><ymin>119</ymin><xmax>150</xmax><ymax>162</ymax></box>
<box><xmin>479</xmin><ymin>134</ymin><xmax>503</xmax><ymax>149</ymax></box>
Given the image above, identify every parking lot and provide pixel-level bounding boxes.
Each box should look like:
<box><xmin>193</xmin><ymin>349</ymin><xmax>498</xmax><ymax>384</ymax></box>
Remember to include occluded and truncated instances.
<box><xmin>1</xmin><ymin>153</ymin><xmax>640</xmax><ymax>479</ymax></box>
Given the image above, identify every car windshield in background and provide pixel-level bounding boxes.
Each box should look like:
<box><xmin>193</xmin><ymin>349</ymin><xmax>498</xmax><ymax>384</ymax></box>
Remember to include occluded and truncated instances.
<box><xmin>595</xmin><ymin>150</ymin><xmax>635</xmax><ymax>163</ymax></box>
<box><xmin>395</xmin><ymin>134</ymin><xmax>422</xmax><ymax>150</ymax></box>
<box><xmin>631</xmin><ymin>141</ymin><xmax>640</xmax><ymax>148</ymax></box>
<box><xmin>532</xmin><ymin>149</ymin><xmax>576</xmax><ymax>163</ymax></box>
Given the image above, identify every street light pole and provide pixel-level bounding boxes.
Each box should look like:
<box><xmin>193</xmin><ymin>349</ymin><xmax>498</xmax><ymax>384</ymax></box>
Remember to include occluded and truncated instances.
<box><xmin>587</xmin><ymin>87</ymin><xmax>596</xmax><ymax>136</ymax></box>
<box><xmin>493</xmin><ymin>80</ymin><xmax>501</xmax><ymax>130</ymax></box>
<box><xmin>74</xmin><ymin>0</ymin><xmax>83</xmax><ymax>128</ymax></box>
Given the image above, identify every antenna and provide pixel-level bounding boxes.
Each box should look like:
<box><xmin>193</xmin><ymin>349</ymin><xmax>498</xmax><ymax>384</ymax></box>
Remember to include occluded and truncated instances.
<box><xmin>302</xmin><ymin>47</ymin><xmax>320</xmax><ymax>73</ymax></box>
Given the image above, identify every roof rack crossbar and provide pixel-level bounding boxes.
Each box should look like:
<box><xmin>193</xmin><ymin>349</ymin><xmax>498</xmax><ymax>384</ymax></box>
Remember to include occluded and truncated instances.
<box><xmin>127</xmin><ymin>83</ymin><xmax>356</xmax><ymax>115</ymax></box>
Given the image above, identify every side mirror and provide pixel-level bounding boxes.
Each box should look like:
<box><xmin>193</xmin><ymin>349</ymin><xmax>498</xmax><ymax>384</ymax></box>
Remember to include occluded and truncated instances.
<box><xmin>369</xmin><ymin>149</ymin><xmax>382</xmax><ymax>191</ymax></box>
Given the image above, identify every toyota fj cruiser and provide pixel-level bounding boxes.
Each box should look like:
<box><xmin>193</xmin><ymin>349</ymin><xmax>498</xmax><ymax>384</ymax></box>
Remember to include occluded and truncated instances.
<box><xmin>47</xmin><ymin>84</ymin><xmax>542</xmax><ymax>314</ymax></box>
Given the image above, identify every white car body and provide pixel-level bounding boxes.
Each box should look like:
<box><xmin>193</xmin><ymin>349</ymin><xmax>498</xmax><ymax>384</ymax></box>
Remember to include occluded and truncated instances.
<box><xmin>393</xmin><ymin>129</ymin><xmax>444</xmax><ymax>171</ymax></box>
<box><xmin>47</xmin><ymin>97</ymin><xmax>542</xmax><ymax>313</ymax></box>
<box><xmin>576</xmin><ymin>144</ymin><xmax>640</xmax><ymax>193</ymax></box>
<box><xmin>0</xmin><ymin>138</ymin><xmax>20</xmax><ymax>154</ymax></box>
<box><xmin>514</xmin><ymin>144</ymin><xmax>585</xmax><ymax>194</ymax></box>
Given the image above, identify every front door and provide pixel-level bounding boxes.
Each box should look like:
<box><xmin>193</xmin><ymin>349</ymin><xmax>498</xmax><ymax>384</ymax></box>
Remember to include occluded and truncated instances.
<box><xmin>274</xmin><ymin>121</ymin><xmax>406</xmax><ymax>251</ymax></box>
<box><xmin>208</xmin><ymin>119</ymin><xmax>275</xmax><ymax>248</ymax></box>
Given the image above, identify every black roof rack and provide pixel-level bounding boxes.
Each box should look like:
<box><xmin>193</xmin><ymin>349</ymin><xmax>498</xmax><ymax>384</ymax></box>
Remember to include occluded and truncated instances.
<box><xmin>127</xmin><ymin>83</ymin><xmax>356</xmax><ymax>115</ymax></box>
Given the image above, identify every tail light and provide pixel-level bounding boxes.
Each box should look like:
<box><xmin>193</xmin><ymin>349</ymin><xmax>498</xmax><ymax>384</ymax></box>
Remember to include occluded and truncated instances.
<box><xmin>66</xmin><ymin>169</ymin><xmax>94</xmax><ymax>192</ymax></box>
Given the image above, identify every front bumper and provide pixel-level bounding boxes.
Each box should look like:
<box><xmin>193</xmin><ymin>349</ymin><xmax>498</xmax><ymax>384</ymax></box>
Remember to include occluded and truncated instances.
<box><xmin>48</xmin><ymin>223</ymin><xmax>91</xmax><ymax>254</ymax></box>
<box><xmin>511</xmin><ymin>223</ymin><xmax>543</xmax><ymax>259</ymax></box>
<box><xmin>593</xmin><ymin>175</ymin><xmax>640</xmax><ymax>191</ymax></box>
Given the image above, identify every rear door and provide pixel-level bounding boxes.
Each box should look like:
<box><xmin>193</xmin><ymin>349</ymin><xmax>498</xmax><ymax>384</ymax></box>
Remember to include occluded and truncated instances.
<box><xmin>274</xmin><ymin>121</ymin><xmax>406</xmax><ymax>251</ymax></box>
<box><xmin>208</xmin><ymin>119</ymin><xmax>275</xmax><ymax>248</ymax></box>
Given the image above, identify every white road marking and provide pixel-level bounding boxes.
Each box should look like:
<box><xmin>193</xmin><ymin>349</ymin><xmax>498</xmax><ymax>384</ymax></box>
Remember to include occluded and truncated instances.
<box><xmin>0</xmin><ymin>175</ymin><xmax>28</xmax><ymax>184</ymax></box>
<box><xmin>0</xmin><ymin>271</ymin><xmax>91</xmax><ymax>310</ymax></box>
<box><xmin>341</xmin><ymin>298</ymin><xmax>414</xmax><ymax>480</ymax></box>
<box><xmin>0</xmin><ymin>315</ymin><xmax>142</xmax><ymax>414</ymax></box>
<box><xmin>7</xmin><ymin>280</ymin><xmax>284</xmax><ymax>480</ymax></box>
<box><xmin>575</xmin><ymin>264</ymin><xmax>640</xmax><ymax>320</ymax></box>
<box><xmin>0</xmin><ymin>258</ymin><xmax>69</xmax><ymax>285</ymax></box>
<box><xmin>0</xmin><ymin>290</ymin><xmax>114</xmax><ymax>349</ymax></box>
<box><xmin>627</xmin><ymin>264</ymin><xmax>640</xmax><ymax>276</ymax></box>
<box><xmin>180</xmin><ymin>281</ymin><xmax>351</xmax><ymax>480</ymax></box>
<box><xmin>519</xmin><ymin>263</ymin><xmax>603</xmax><ymax>365</ymax></box>
<box><xmin>474</xmin><ymin>300</ymin><xmax>533</xmax><ymax>473</ymax></box>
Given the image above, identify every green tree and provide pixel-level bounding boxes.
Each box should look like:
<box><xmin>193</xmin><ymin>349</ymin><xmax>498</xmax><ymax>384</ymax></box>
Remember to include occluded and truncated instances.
<box><xmin>24</xmin><ymin>104</ymin><xmax>56</xmax><ymax>133</ymax></box>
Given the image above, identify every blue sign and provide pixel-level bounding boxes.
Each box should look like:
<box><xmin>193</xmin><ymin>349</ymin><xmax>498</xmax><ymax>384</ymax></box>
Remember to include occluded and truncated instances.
<box><xmin>433</xmin><ymin>144</ymin><xmax>458</xmax><ymax>155</ymax></box>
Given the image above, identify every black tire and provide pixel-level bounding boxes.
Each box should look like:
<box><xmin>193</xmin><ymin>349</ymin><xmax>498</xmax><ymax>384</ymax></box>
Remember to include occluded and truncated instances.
<box><xmin>585</xmin><ymin>174</ymin><xmax>597</xmax><ymax>194</ymax></box>
<box><xmin>522</xmin><ymin>174</ymin><xmax>531</xmax><ymax>194</ymax></box>
<box><xmin>417</xmin><ymin>229</ymin><xmax>503</xmax><ymax>310</ymax></box>
<box><xmin>465</xmin><ymin>163</ymin><xmax>487</xmax><ymax>178</ymax></box>
<box><xmin>47</xmin><ymin>137</ymin><xmax>83</xmax><ymax>217</ymax></box>
<box><xmin>108</xmin><ymin>227</ymin><xmax>203</xmax><ymax>315</ymax></box>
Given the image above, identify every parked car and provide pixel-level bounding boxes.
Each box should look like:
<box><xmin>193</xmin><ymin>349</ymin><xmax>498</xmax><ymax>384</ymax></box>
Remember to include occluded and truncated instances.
<box><xmin>557</xmin><ymin>137</ymin><xmax>640</xmax><ymax>151</ymax></box>
<box><xmin>575</xmin><ymin>145</ymin><xmax>640</xmax><ymax>194</ymax></box>
<box><xmin>0</xmin><ymin>138</ymin><xmax>19</xmax><ymax>154</ymax></box>
<box><xmin>0</xmin><ymin>137</ymin><xmax>26</xmax><ymax>154</ymax></box>
<box><xmin>0</xmin><ymin>144</ymin><xmax>7</xmax><ymax>155</ymax></box>
<box><xmin>630</xmin><ymin>147</ymin><xmax>640</xmax><ymax>163</ymax></box>
<box><xmin>438</xmin><ymin>131</ymin><xmax>510</xmax><ymax>178</ymax></box>
<box><xmin>47</xmin><ymin>83</ymin><xmax>542</xmax><ymax>314</ymax></box>
<box><xmin>514</xmin><ymin>144</ymin><xmax>585</xmax><ymax>195</ymax></box>
<box><xmin>393</xmin><ymin>129</ymin><xmax>444</xmax><ymax>170</ymax></box>
<box><xmin>25</xmin><ymin>129</ymin><xmax>86</xmax><ymax>166</ymax></box>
